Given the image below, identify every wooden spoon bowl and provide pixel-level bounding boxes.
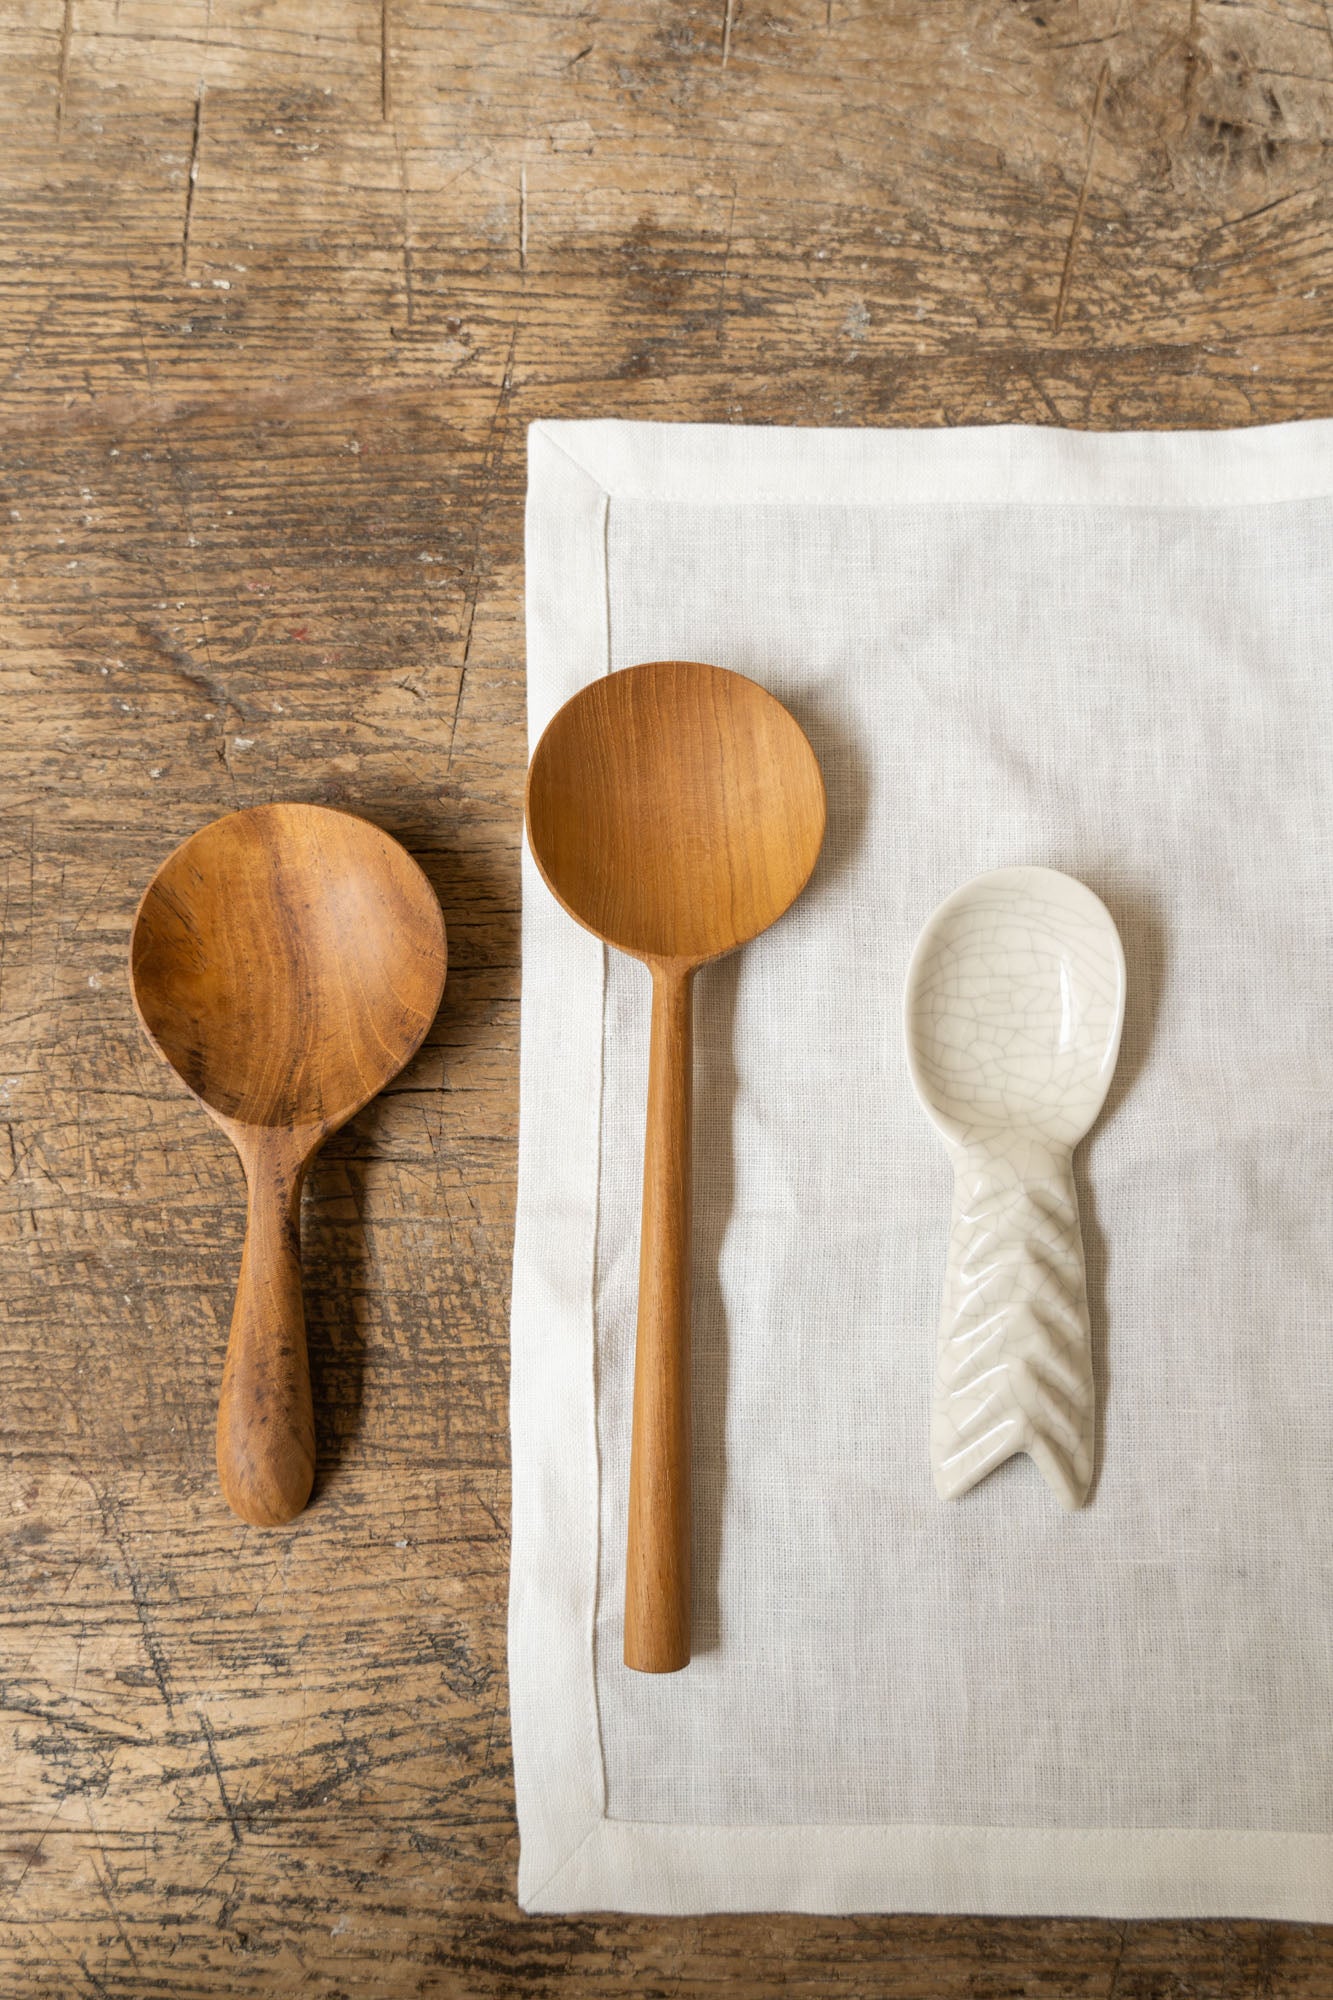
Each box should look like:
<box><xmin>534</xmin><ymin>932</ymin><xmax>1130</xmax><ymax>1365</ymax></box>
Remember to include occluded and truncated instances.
<box><xmin>130</xmin><ymin>803</ymin><xmax>447</xmax><ymax>1526</ymax></box>
<box><xmin>526</xmin><ymin>660</ymin><xmax>826</xmax><ymax>1672</ymax></box>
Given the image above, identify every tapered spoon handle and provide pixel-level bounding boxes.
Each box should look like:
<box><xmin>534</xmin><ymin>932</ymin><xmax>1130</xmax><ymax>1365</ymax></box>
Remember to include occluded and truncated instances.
<box><xmin>217</xmin><ymin>1136</ymin><xmax>317</xmax><ymax>1527</ymax></box>
<box><xmin>624</xmin><ymin>962</ymin><xmax>694</xmax><ymax>1673</ymax></box>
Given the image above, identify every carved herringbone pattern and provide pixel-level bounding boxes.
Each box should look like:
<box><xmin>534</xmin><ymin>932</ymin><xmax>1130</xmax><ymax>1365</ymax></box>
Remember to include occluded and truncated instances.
<box><xmin>932</xmin><ymin>1141</ymin><xmax>1093</xmax><ymax>1509</ymax></box>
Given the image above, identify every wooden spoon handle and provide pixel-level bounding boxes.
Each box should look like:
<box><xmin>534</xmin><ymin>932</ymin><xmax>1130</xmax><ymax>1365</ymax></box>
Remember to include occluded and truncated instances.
<box><xmin>217</xmin><ymin>1138</ymin><xmax>316</xmax><ymax>1527</ymax></box>
<box><xmin>624</xmin><ymin>962</ymin><xmax>694</xmax><ymax>1673</ymax></box>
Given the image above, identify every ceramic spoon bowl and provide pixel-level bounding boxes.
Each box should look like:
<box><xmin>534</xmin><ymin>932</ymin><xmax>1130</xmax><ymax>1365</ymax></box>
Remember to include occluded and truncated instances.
<box><xmin>904</xmin><ymin>866</ymin><xmax>1126</xmax><ymax>1509</ymax></box>
<box><xmin>131</xmin><ymin>803</ymin><xmax>447</xmax><ymax>1527</ymax></box>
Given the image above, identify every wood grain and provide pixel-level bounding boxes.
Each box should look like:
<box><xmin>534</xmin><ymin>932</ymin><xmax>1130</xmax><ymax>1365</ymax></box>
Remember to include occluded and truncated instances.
<box><xmin>1</xmin><ymin>0</ymin><xmax>1331</xmax><ymax>1988</ymax></box>
<box><xmin>526</xmin><ymin>660</ymin><xmax>825</xmax><ymax>1672</ymax></box>
<box><xmin>626</xmin><ymin>960</ymin><xmax>695</xmax><ymax>1674</ymax></box>
<box><xmin>215</xmin><ymin>1123</ymin><xmax>316</xmax><ymax>1526</ymax></box>
<box><xmin>131</xmin><ymin>802</ymin><xmax>447</xmax><ymax>1526</ymax></box>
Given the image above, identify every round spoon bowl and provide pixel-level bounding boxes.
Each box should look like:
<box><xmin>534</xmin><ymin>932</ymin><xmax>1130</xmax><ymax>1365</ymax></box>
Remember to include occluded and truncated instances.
<box><xmin>905</xmin><ymin>865</ymin><xmax>1125</xmax><ymax>1150</ymax></box>
<box><xmin>525</xmin><ymin>659</ymin><xmax>826</xmax><ymax>963</ymax></box>
<box><xmin>131</xmin><ymin>802</ymin><xmax>447</xmax><ymax>1132</ymax></box>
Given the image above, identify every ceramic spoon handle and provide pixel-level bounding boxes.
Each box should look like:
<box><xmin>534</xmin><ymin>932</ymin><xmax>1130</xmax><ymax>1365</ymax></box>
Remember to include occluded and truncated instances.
<box><xmin>932</xmin><ymin>1138</ymin><xmax>1094</xmax><ymax>1510</ymax></box>
<box><xmin>624</xmin><ymin>962</ymin><xmax>694</xmax><ymax>1673</ymax></box>
<box><xmin>217</xmin><ymin>1136</ymin><xmax>317</xmax><ymax>1527</ymax></box>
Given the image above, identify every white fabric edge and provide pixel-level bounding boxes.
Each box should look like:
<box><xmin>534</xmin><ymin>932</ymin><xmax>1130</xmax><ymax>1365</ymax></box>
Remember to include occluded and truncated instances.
<box><xmin>510</xmin><ymin>426</ymin><xmax>609</xmax><ymax>1909</ymax></box>
<box><xmin>527</xmin><ymin>1821</ymin><xmax>1332</xmax><ymax>1920</ymax></box>
<box><xmin>513</xmin><ymin>417</ymin><xmax>1333</xmax><ymax>1920</ymax></box>
<box><xmin>531</xmin><ymin>414</ymin><xmax>1333</xmax><ymax>508</ymax></box>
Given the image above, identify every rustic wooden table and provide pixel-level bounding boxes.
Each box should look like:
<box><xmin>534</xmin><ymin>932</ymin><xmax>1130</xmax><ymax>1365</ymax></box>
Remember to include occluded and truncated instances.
<box><xmin>2</xmin><ymin>2</ymin><xmax>1330</xmax><ymax>1993</ymax></box>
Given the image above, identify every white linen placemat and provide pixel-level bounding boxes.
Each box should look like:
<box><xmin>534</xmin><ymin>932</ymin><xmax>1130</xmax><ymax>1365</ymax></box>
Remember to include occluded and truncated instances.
<box><xmin>509</xmin><ymin>419</ymin><xmax>1332</xmax><ymax>1919</ymax></box>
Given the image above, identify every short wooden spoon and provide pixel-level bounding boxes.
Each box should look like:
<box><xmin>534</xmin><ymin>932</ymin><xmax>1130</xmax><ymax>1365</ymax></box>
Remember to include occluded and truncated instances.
<box><xmin>526</xmin><ymin>661</ymin><xmax>826</xmax><ymax>1672</ymax></box>
<box><xmin>130</xmin><ymin>803</ymin><xmax>447</xmax><ymax>1527</ymax></box>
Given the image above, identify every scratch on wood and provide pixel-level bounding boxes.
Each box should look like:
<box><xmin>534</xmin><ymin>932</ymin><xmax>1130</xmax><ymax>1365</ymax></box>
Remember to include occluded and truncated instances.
<box><xmin>716</xmin><ymin>183</ymin><xmax>737</xmax><ymax>341</ymax></box>
<box><xmin>1216</xmin><ymin>187</ymin><xmax>1313</xmax><ymax>231</ymax></box>
<box><xmin>722</xmin><ymin>0</ymin><xmax>735</xmax><ymax>66</ymax></box>
<box><xmin>199</xmin><ymin>1714</ymin><xmax>243</xmax><ymax>1846</ymax></box>
<box><xmin>381</xmin><ymin>0</ymin><xmax>391</xmax><ymax>120</ymax></box>
<box><xmin>519</xmin><ymin>165</ymin><xmax>528</xmax><ymax>271</ymax></box>
<box><xmin>1053</xmin><ymin>60</ymin><xmax>1108</xmax><ymax>335</ymax></box>
<box><xmin>87</xmin><ymin>1841</ymin><xmax>141</xmax><ymax>1969</ymax></box>
<box><xmin>1181</xmin><ymin>0</ymin><xmax>1202</xmax><ymax>135</ymax></box>
<box><xmin>55</xmin><ymin>0</ymin><xmax>72</xmax><ymax>133</ymax></box>
<box><xmin>1022</xmin><ymin>364</ymin><xmax>1064</xmax><ymax>426</ymax></box>
<box><xmin>1047</xmin><ymin>29</ymin><xmax>1122</xmax><ymax>51</ymax></box>
<box><xmin>182</xmin><ymin>86</ymin><xmax>205</xmax><ymax>275</ymax></box>
<box><xmin>450</xmin><ymin>328</ymin><xmax>517</xmax><ymax>768</ymax></box>
<box><xmin>396</xmin><ymin>135</ymin><xmax>414</xmax><ymax>331</ymax></box>
<box><xmin>99</xmin><ymin>1501</ymin><xmax>177</xmax><ymax>1716</ymax></box>
<box><xmin>127</xmin><ymin>1568</ymin><xmax>174</xmax><ymax>1712</ymax></box>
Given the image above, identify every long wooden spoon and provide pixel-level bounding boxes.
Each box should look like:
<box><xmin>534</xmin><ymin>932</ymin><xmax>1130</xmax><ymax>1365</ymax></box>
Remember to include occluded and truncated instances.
<box><xmin>130</xmin><ymin>803</ymin><xmax>447</xmax><ymax>1527</ymax></box>
<box><xmin>526</xmin><ymin>660</ymin><xmax>826</xmax><ymax>1672</ymax></box>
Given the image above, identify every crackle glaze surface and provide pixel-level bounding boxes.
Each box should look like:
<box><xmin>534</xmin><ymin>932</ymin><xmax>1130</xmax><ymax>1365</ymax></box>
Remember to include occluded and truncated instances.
<box><xmin>905</xmin><ymin>868</ymin><xmax>1127</xmax><ymax>1509</ymax></box>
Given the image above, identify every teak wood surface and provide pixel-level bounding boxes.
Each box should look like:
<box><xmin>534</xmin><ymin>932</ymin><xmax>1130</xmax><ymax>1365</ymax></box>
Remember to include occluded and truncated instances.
<box><xmin>1</xmin><ymin>0</ymin><xmax>1331</xmax><ymax>1992</ymax></box>
<box><xmin>526</xmin><ymin>660</ymin><xmax>826</xmax><ymax>1673</ymax></box>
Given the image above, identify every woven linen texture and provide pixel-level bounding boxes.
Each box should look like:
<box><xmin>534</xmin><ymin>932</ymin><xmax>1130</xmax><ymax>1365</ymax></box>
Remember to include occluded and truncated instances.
<box><xmin>592</xmin><ymin>495</ymin><xmax>1330</xmax><ymax>1833</ymax></box>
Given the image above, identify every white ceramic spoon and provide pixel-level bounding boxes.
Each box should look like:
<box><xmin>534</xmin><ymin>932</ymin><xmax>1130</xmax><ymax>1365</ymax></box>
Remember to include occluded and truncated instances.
<box><xmin>904</xmin><ymin>867</ymin><xmax>1126</xmax><ymax>1509</ymax></box>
